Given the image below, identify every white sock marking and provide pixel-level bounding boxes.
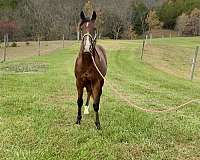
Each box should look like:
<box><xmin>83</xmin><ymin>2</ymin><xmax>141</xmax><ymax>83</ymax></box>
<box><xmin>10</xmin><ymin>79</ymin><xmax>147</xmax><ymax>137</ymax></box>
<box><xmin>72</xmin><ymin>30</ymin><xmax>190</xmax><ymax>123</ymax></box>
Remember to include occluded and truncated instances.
<box><xmin>84</xmin><ymin>105</ymin><xmax>90</xmax><ymax>115</ymax></box>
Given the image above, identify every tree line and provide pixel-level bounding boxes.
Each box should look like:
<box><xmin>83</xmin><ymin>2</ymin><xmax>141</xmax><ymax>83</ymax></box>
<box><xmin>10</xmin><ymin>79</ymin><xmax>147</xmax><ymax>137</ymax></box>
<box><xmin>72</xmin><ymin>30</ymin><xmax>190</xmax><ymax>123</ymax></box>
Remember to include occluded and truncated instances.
<box><xmin>0</xmin><ymin>0</ymin><xmax>200</xmax><ymax>41</ymax></box>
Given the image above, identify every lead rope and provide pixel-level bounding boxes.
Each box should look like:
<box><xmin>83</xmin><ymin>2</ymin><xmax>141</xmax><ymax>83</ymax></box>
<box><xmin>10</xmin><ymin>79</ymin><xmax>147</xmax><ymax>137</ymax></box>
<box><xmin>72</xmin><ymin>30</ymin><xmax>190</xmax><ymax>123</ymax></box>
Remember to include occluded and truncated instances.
<box><xmin>91</xmin><ymin>55</ymin><xmax>200</xmax><ymax>113</ymax></box>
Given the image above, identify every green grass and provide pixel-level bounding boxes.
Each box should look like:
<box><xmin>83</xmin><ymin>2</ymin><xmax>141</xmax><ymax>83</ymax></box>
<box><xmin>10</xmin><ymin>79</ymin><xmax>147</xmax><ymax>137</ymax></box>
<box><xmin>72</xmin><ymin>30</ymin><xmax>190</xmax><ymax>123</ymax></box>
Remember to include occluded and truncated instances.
<box><xmin>143</xmin><ymin>37</ymin><xmax>200</xmax><ymax>80</ymax></box>
<box><xmin>0</xmin><ymin>38</ymin><xmax>200</xmax><ymax>159</ymax></box>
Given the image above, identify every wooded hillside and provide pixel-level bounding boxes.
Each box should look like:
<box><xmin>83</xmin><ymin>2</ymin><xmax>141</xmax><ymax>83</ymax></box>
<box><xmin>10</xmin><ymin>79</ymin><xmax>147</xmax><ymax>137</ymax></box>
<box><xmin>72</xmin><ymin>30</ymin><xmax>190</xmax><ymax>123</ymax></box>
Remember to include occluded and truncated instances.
<box><xmin>0</xmin><ymin>0</ymin><xmax>199</xmax><ymax>41</ymax></box>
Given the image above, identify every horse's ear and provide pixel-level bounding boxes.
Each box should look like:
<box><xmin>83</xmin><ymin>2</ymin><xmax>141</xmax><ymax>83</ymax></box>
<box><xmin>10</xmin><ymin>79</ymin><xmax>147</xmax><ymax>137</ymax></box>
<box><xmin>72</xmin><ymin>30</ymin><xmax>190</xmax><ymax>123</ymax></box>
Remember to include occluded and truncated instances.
<box><xmin>91</xmin><ymin>11</ymin><xmax>96</xmax><ymax>21</ymax></box>
<box><xmin>80</xmin><ymin>11</ymin><xmax>86</xmax><ymax>21</ymax></box>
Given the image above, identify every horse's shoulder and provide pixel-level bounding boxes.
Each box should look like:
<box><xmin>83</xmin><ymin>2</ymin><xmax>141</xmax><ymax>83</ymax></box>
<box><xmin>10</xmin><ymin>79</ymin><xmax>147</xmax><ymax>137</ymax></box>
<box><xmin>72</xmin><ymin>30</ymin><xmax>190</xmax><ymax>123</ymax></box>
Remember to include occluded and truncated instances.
<box><xmin>96</xmin><ymin>45</ymin><xmax>106</xmax><ymax>54</ymax></box>
<box><xmin>95</xmin><ymin>45</ymin><xmax>107</xmax><ymax>62</ymax></box>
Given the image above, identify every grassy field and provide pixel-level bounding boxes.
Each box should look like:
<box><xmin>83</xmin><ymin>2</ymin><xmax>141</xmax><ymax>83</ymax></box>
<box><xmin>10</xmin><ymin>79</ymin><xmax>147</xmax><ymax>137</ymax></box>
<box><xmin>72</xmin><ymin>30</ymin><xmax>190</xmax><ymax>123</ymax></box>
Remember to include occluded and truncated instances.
<box><xmin>143</xmin><ymin>37</ymin><xmax>200</xmax><ymax>81</ymax></box>
<box><xmin>0</xmin><ymin>38</ymin><xmax>200</xmax><ymax>159</ymax></box>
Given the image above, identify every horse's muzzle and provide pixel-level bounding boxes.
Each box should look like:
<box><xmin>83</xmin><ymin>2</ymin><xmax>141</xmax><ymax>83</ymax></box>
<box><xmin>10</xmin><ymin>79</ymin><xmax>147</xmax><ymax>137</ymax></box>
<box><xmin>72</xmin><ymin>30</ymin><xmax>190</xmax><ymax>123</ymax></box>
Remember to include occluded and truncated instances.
<box><xmin>84</xmin><ymin>45</ymin><xmax>93</xmax><ymax>54</ymax></box>
<box><xmin>84</xmin><ymin>48</ymin><xmax>91</xmax><ymax>53</ymax></box>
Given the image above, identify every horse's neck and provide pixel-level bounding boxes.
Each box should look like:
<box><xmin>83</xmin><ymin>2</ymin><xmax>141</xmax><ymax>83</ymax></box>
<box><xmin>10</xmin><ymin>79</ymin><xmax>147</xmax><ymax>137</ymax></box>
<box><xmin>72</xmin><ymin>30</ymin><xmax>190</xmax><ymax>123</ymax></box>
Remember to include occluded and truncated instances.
<box><xmin>79</xmin><ymin>51</ymin><xmax>93</xmax><ymax>67</ymax></box>
<box><xmin>79</xmin><ymin>44</ymin><xmax>97</xmax><ymax>67</ymax></box>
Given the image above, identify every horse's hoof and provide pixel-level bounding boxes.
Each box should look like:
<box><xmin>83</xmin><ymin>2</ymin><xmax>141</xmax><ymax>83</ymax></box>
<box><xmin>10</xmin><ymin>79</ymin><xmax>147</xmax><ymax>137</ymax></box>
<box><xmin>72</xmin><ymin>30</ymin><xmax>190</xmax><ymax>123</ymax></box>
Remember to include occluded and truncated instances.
<box><xmin>75</xmin><ymin>120</ymin><xmax>80</xmax><ymax>125</ymax></box>
<box><xmin>96</xmin><ymin>125</ymin><xmax>101</xmax><ymax>130</ymax></box>
<box><xmin>95</xmin><ymin>122</ymin><xmax>101</xmax><ymax>130</ymax></box>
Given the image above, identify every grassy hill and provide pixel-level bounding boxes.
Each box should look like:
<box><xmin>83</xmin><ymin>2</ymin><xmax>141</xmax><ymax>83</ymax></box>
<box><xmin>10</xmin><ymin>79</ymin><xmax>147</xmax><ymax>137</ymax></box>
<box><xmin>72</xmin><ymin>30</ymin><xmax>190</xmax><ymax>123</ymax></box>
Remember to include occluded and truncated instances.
<box><xmin>0</xmin><ymin>38</ymin><xmax>200</xmax><ymax>159</ymax></box>
<box><xmin>144</xmin><ymin>37</ymin><xmax>200</xmax><ymax>81</ymax></box>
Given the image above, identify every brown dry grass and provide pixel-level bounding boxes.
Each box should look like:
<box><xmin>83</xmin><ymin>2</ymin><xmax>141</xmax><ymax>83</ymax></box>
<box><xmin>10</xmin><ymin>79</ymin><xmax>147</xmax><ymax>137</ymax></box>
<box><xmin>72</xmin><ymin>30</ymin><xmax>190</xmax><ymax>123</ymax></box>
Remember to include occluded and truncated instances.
<box><xmin>0</xmin><ymin>40</ymin><xmax>74</xmax><ymax>61</ymax></box>
<box><xmin>143</xmin><ymin>43</ymin><xmax>200</xmax><ymax>81</ymax></box>
<box><xmin>149</xmin><ymin>29</ymin><xmax>179</xmax><ymax>38</ymax></box>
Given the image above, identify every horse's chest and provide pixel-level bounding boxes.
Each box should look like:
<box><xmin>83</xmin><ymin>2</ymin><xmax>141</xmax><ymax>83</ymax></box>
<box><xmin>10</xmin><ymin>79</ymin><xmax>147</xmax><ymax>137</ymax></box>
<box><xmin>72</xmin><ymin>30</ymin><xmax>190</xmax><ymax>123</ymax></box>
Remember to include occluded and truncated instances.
<box><xmin>80</xmin><ymin>70</ymin><xmax>92</xmax><ymax>82</ymax></box>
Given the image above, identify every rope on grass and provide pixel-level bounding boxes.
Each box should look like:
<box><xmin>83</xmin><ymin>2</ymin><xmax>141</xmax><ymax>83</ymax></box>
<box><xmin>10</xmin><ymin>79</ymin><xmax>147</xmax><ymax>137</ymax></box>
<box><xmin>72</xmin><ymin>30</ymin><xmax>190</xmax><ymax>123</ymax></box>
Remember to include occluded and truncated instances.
<box><xmin>91</xmin><ymin>55</ymin><xmax>200</xmax><ymax>113</ymax></box>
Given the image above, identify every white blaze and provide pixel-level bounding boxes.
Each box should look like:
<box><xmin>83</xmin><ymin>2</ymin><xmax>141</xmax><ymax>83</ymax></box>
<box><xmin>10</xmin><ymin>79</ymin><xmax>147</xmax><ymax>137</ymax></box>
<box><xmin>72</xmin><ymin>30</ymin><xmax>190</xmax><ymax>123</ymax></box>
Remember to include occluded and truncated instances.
<box><xmin>84</xmin><ymin>33</ymin><xmax>91</xmax><ymax>52</ymax></box>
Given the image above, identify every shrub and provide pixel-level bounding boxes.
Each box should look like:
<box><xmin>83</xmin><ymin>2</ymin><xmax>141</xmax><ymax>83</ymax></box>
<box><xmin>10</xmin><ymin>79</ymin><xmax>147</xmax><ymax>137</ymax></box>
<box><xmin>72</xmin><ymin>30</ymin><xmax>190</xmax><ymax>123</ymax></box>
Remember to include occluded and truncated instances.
<box><xmin>25</xmin><ymin>41</ymin><xmax>30</xmax><ymax>46</ymax></box>
<box><xmin>11</xmin><ymin>42</ymin><xmax>17</xmax><ymax>47</ymax></box>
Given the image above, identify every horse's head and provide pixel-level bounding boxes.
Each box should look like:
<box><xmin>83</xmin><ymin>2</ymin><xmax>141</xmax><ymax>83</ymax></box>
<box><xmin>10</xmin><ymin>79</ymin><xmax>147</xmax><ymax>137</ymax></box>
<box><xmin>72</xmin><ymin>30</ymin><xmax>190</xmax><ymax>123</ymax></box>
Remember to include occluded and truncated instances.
<box><xmin>80</xmin><ymin>11</ymin><xmax>97</xmax><ymax>53</ymax></box>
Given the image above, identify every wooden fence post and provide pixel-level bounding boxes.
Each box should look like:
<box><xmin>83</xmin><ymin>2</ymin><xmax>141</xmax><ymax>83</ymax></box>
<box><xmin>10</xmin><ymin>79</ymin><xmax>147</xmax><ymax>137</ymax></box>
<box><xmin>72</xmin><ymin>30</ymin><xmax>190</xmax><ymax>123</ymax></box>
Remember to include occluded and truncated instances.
<box><xmin>141</xmin><ymin>39</ymin><xmax>146</xmax><ymax>60</ymax></box>
<box><xmin>3</xmin><ymin>34</ymin><xmax>6</xmax><ymax>62</ymax></box>
<box><xmin>3</xmin><ymin>33</ymin><xmax>8</xmax><ymax>62</ymax></box>
<box><xmin>145</xmin><ymin>35</ymin><xmax>148</xmax><ymax>42</ymax></box>
<box><xmin>62</xmin><ymin>34</ymin><xmax>65</xmax><ymax>48</ymax></box>
<box><xmin>150</xmin><ymin>33</ymin><xmax>152</xmax><ymax>44</ymax></box>
<box><xmin>38</xmin><ymin>36</ymin><xmax>40</xmax><ymax>56</ymax></box>
<box><xmin>190</xmin><ymin>46</ymin><xmax>199</xmax><ymax>81</ymax></box>
<box><xmin>6</xmin><ymin>33</ymin><xmax>8</xmax><ymax>47</ymax></box>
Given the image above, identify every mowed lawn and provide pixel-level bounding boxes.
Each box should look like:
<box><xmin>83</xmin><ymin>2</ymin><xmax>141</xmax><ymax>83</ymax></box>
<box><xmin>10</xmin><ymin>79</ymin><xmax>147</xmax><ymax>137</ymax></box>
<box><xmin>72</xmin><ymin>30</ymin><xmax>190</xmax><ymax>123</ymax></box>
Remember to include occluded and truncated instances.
<box><xmin>0</xmin><ymin>38</ymin><xmax>200</xmax><ymax>159</ymax></box>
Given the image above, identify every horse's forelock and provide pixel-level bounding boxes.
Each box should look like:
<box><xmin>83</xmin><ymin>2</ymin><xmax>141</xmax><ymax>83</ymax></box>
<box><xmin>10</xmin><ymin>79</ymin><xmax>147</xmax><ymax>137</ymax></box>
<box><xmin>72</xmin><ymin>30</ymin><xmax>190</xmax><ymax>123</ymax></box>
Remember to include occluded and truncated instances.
<box><xmin>80</xmin><ymin>17</ymin><xmax>91</xmax><ymax>27</ymax></box>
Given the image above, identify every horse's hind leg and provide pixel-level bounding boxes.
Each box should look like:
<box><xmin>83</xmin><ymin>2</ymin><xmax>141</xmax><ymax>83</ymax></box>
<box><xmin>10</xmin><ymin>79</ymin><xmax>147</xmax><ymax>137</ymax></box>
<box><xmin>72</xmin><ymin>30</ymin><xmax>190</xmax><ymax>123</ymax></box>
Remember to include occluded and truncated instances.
<box><xmin>84</xmin><ymin>84</ymin><xmax>92</xmax><ymax>115</ymax></box>
<box><xmin>92</xmin><ymin>80</ymin><xmax>103</xmax><ymax>129</ymax></box>
<box><xmin>76</xmin><ymin>81</ymin><xmax>83</xmax><ymax>125</ymax></box>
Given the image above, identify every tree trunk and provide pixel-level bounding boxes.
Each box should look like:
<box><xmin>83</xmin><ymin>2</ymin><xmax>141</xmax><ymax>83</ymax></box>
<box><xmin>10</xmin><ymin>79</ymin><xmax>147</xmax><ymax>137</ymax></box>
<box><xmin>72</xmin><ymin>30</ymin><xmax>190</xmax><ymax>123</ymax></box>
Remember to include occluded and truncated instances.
<box><xmin>116</xmin><ymin>32</ymin><xmax>119</xmax><ymax>40</ymax></box>
<box><xmin>76</xmin><ymin>25</ymin><xmax>80</xmax><ymax>41</ymax></box>
<box><xmin>115</xmin><ymin>28</ymin><xmax>120</xmax><ymax>40</ymax></box>
<box><xmin>98</xmin><ymin>32</ymin><xmax>101</xmax><ymax>39</ymax></box>
<box><xmin>77</xmin><ymin>31</ymin><xmax>80</xmax><ymax>41</ymax></box>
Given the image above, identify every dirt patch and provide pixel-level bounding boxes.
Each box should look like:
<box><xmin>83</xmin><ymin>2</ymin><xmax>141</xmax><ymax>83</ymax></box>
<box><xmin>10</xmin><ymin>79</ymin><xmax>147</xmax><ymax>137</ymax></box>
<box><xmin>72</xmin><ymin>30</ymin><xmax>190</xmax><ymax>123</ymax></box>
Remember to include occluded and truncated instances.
<box><xmin>0</xmin><ymin>62</ymin><xmax>48</xmax><ymax>73</ymax></box>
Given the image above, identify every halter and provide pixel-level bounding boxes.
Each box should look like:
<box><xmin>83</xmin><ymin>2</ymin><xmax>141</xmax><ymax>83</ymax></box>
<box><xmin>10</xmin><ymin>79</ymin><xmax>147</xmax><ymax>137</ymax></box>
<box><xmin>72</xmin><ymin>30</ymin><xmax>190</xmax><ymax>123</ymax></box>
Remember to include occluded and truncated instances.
<box><xmin>82</xmin><ymin>32</ymin><xmax>97</xmax><ymax>53</ymax></box>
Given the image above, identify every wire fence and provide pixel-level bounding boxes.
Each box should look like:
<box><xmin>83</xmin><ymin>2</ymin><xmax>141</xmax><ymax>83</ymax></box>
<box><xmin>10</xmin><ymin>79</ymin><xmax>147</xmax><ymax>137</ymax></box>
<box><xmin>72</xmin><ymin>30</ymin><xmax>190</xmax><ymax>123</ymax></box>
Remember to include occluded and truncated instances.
<box><xmin>1</xmin><ymin>33</ymin><xmax>199</xmax><ymax>82</ymax></box>
<box><xmin>141</xmin><ymin>36</ymin><xmax>200</xmax><ymax>81</ymax></box>
<box><xmin>0</xmin><ymin>34</ymin><xmax>76</xmax><ymax>61</ymax></box>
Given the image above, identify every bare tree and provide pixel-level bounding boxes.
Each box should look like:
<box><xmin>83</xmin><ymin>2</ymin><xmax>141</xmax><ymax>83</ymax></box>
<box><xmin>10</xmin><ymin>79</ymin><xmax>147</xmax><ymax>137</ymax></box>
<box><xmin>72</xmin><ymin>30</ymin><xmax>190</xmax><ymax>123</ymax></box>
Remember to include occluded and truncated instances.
<box><xmin>190</xmin><ymin>8</ymin><xmax>200</xmax><ymax>36</ymax></box>
<box><xmin>175</xmin><ymin>13</ymin><xmax>189</xmax><ymax>36</ymax></box>
<box><xmin>146</xmin><ymin>9</ymin><xmax>161</xmax><ymax>34</ymax></box>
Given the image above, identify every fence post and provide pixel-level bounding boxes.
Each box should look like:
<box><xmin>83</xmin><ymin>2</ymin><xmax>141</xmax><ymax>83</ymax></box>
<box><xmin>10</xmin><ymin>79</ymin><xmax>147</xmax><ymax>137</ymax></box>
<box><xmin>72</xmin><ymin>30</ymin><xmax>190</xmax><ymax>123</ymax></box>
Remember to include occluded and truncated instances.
<box><xmin>145</xmin><ymin>35</ymin><xmax>148</xmax><ymax>42</ymax></box>
<box><xmin>141</xmin><ymin>39</ymin><xmax>146</xmax><ymax>60</ymax></box>
<box><xmin>190</xmin><ymin>46</ymin><xmax>199</xmax><ymax>81</ymax></box>
<box><xmin>150</xmin><ymin>33</ymin><xmax>152</xmax><ymax>44</ymax></box>
<box><xmin>3</xmin><ymin>33</ymin><xmax>8</xmax><ymax>62</ymax></box>
<box><xmin>6</xmin><ymin>33</ymin><xmax>8</xmax><ymax>47</ymax></box>
<box><xmin>38</xmin><ymin>36</ymin><xmax>40</xmax><ymax>56</ymax></box>
<box><xmin>62</xmin><ymin>34</ymin><xmax>65</xmax><ymax>48</ymax></box>
<box><xmin>170</xmin><ymin>32</ymin><xmax>172</xmax><ymax>39</ymax></box>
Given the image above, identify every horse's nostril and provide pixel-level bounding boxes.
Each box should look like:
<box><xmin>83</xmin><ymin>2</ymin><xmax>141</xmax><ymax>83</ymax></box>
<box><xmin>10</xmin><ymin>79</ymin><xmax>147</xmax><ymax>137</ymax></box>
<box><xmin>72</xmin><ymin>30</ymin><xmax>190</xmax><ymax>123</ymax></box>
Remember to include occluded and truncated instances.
<box><xmin>84</xmin><ymin>48</ymin><xmax>90</xmax><ymax>53</ymax></box>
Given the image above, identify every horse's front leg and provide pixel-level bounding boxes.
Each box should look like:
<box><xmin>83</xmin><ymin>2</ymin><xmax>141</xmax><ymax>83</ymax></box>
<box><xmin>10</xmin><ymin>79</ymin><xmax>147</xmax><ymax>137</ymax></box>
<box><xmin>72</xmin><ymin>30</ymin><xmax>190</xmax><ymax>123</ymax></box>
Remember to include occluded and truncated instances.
<box><xmin>76</xmin><ymin>81</ymin><xmax>83</xmax><ymax>125</ymax></box>
<box><xmin>92</xmin><ymin>80</ymin><xmax>103</xmax><ymax>129</ymax></box>
<box><xmin>84</xmin><ymin>84</ymin><xmax>92</xmax><ymax>115</ymax></box>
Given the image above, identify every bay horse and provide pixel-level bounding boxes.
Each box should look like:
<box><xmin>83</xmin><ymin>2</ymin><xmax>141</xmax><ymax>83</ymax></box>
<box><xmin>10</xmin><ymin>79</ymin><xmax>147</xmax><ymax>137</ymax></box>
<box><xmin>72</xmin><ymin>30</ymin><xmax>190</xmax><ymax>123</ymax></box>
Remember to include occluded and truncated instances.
<box><xmin>74</xmin><ymin>11</ymin><xmax>107</xmax><ymax>129</ymax></box>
